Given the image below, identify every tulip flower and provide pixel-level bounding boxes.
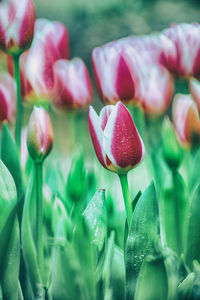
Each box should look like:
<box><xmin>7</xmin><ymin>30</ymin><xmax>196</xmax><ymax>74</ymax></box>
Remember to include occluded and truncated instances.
<box><xmin>0</xmin><ymin>73</ymin><xmax>16</xmax><ymax>125</ymax></box>
<box><xmin>172</xmin><ymin>94</ymin><xmax>200</xmax><ymax>147</ymax></box>
<box><xmin>163</xmin><ymin>23</ymin><xmax>200</xmax><ymax>78</ymax></box>
<box><xmin>89</xmin><ymin>101</ymin><xmax>145</xmax><ymax>227</ymax></box>
<box><xmin>27</xmin><ymin>106</ymin><xmax>54</xmax><ymax>163</ymax></box>
<box><xmin>52</xmin><ymin>58</ymin><xmax>93</xmax><ymax>109</ymax></box>
<box><xmin>92</xmin><ymin>45</ymin><xmax>138</xmax><ymax>104</ymax></box>
<box><xmin>7</xmin><ymin>19</ymin><xmax>70</xmax><ymax>104</ymax></box>
<box><xmin>190</xmin><ymin>78</ymin><xmax>200</xmax><ymax>113</ymax></box>
<box><xmin>0</xmin><ymin>0</ymin><xmax>36</xmax><ymax>55</ymax></box>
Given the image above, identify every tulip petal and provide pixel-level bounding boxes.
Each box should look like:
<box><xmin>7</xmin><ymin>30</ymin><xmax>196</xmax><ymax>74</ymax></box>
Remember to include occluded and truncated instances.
<box><xmin>103</xmin><ymin>102</ymin><xmax>145</xmax><ymax>172</ymax></box>
<box><xmin>99</xmin><ymin>105</ymin><xmax>114</xmax><ymax>130</ymax></box>
<box><xmin>88</xmin><ymin>106</ymin><xmax>107</xmax><ymax>169</ymax></box>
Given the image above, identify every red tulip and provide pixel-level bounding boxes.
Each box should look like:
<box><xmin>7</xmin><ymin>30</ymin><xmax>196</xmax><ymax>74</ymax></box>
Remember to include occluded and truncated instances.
<box><xmin>0</xmin><ymin>0</ymin><xmax>35</xmax><ymax>55</ymax></box>
<box><xmin>92</xmin><ymin>44</ymin><xmax>138</xmax><ymax>104</ymax></box>
<box><xmin>52</xmin><ymin>58</ymin><xmax>93</xmax><ymax>110</ymax></box>
<box><xmin>0</xmin><ymin>73</ymin><xmax>16</xmax><ymax>125</ymax></box>
<box><xmin>88</xmin><ymin>101</ymin><xmax>145</xmax><ymax>174</ymax></box>
<box><xmin>189</xmin><ymin>78</ymin><xmax>200</xmax><ymax>114</ymax></box>
<box><xmin>172</xmin><ymin>94</ymin><xmax>200</xmax><ymax>147</ymax></box>
<box><xmin>27</xmin><ymin>106</ymin><xmax>54</xmax><ymax>162</ymax></box>
<box><xmin>7</xmin><ymin>19</ymin><xmax>70</xmax><ymax>104</ymax></box>
<box><xmin>163</xmin><ymin>23</ymin><xmax>200</xmax><ymax>78</ymax></box>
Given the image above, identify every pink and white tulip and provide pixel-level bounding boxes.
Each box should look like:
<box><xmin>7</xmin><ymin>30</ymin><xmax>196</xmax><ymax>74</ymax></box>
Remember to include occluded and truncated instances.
<box><xmin>189</xmin><ymin>78</ymin><xmax>200</xmax><ymax>113</ymax></box>
<box><xmin>0</xmin><ymin>0</ymin><xmax>36</xmax><ymax>55</ymax></box>
<box><xmin>52</xmin><ymin>58</ymin><xmax>93</xmax><ymax>109</ymax></box>
<box><xmin>0</xmin><ymin>73</ymin><xmax>16</xmax><ymax>125</ymax></box>
<box><xmin>92</xmin><ymin>45</ymin><xmax>138</xmax><ymax>104</ymax></box>
<box><xmin>88</xmin><ymin>102</ymin><xmax>145</xmax><ymax>174</ymax></box>
<box><xmin>172</xmin><ymin>94</ymin><xmax>200</xmax><ymax>147</ymax></box>
<box><xmin>163</xmin><ymin>23</ymin><xmax>200</xmax><ymax>78</ymax></box>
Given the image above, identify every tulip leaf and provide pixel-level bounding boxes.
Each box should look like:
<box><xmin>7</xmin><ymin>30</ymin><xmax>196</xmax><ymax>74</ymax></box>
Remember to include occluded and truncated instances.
<box><xmin>0</xmin><ymin>160</ymin><xmax>17</xmax><ymax>271</ymax></box>
<box><xmin>125</xmin><ymin>181</ymin><xmax>160</xmax><ymax>300</ymax></box>
<box><xmin>134</xmin><ymin>255</ymin><xmax>168</xmax><ymax>300</ymax></box>
<box><xmin>1</xmin><ymin>217</ymin><xmax>20</xmax><ymax>300</ymax></box>
<box><xmin>110</xmin><ymin>246</ymin><xmax>125</xmax><ymax>300</ymax></box>
<box><xmin>185</xmin><ymin>184</ymin><xmax>200</xmax><ymax>269</ymax></box>
<box><xmin>51</xmin><ymin>218</ymin><xmax>88</xmax><ymax>300</ymax></box>
<box><xmin>83</xmin><ymin>189</ymin><xmax>107</xmax><ymax>253</ymax></box>
<box><xmin>0</xmin><ymin>123</ymin><xmax>25</xmax><ymax>222</ymax></box>
<box><xmin>21</xmin><ymin>167</ymin><xmax>44</xmax><ymax>299</ymax></box>
<box><xmin>178</xmin><ymin>273</ymin><xmax>194</xmax><ymax>299</ymax></box>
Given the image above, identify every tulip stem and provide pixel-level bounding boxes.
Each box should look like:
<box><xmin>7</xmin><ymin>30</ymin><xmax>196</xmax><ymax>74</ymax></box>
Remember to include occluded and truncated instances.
<box><xmin>13</xmin><ymin>55</ymin><xmax>22</xmax><ymax>154</ymax></box>
<box><xmin>119</xmin><ymin>174</ymin><xmax>132</xmax><ymax>229</ymax></box>
<box><xmin>35</xmin><ymin>162</ymin><xmax>43</xmax><ymax>277</ymax></box>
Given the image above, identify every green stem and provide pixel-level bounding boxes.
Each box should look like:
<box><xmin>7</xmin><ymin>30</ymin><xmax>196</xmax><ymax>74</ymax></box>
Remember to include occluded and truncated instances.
<box><xmin>35</xmin><ymin>162</ymin><xmax>43</xmax><ymax>276</ymax></box>
<box><xmin>118</xmin><ymin>174</ymin><xmax>132</xmax><ymax>229</ymax></box>
<box><xmin>13</xmin><ymin>55</ymin><xmax>22</xmax><ymax>154</ymax></box>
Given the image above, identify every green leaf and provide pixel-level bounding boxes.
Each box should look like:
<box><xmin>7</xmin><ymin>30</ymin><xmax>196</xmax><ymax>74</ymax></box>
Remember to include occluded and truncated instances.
<box><xmin>161</xmin><ymin>171</ymin><xmax>188</xmax><ymax>255</ymax></box>
<box><xmin>185</xmin><ymin>184</ymin><xmax>200</xmax><ymax>269</ymax></box>
<box><xmin>134</xmin><ymin>255</ymin><xmax>168</xmax><ymax>300</ymax></box>
<box><xmin>21</xmin><ymin>167</ymin><xmax>44</xmax><ymax>299</ymax></box>
<box><xmin>110</xmin><ymin>246</ymin><xmax>125</xmax><ymax>300</ymax></box>
<box><xmin>189</xmin><ymin>147</ymin><xmax>200</xmax><ymax>193</ymax></box>
<box><xmin>125</xmin><ymin>182</ymin><xmax>160</xmax><ymax>300</ymax></box>
<box><xmin>0</xmin><ymin>160</ymin><xmax>17</xmax><ymax>270</ymax></box>
<box><xmin>0</xmin><ymin>123</ymin><xmax>25</xmax><ymax>222</ymax></box>
<box><xmin>178</xmin><ymin>273</ymin><xmax>194</xmax><ymax>299</ymax></box>
<box><xmin>1</xmin><ymin>217</ymin><xmax>20</xmax><ymax>300</ymax></box>
<box><xmin>51</xmin><ymin>218</ymin><xmax>88</xmax><ymax>300</ymax></box>
<box><xmin>83</xmin><ymin>189</ymin><xmax>107</xmax><ymax>253</ymax></box>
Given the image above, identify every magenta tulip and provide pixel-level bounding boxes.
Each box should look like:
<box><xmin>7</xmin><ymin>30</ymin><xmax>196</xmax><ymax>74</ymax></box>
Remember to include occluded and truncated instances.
<box><xmin>52</xmin><ymin>58</ymin><xmax>93</xmax><ymax>109</ymax></box>
<box><xmin>0</xmin><ymin>73</ymin><xmax>16</xmax><ymax>125</ymax></box>
<box><xmin>190</xmin><ymin>78</ymin><xmax>200</xmax><ymax>113</ymax></box>
<box><xmin>0</xmin><ymin>0</ymin><xmax>35</xmax><ymax>55</ymax></box>
<box><xmin>172</xmin><ymin>94</ymin><xmax>200</xmax><ymax>147</ymax></box>
<box><xmin>88</xmin><ymin>101</ymin><xmax>145</xmax><ymax>174</ymax></box>
<box><xmin>163</xmin><ymin>23</ymin><xmax>200</xmax><ymax>78</ymax></box>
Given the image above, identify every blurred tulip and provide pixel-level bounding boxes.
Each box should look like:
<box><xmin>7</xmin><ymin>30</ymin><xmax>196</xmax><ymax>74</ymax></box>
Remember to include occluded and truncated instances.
<box><xmin>27</xmin><ymin>106</ymin><xmax>54</xmax><ymax>162</ymax></box>
<box><xmin>163</xmin><ymin>23</ymin><xmax>200</xmax><ymax>78</ymax></box>
<box><xmin>7</xmin><ymin>19</ymin><xmax>70</xmax><ymax>104</ymax></box>
<box><xmin>0</xmin><ymin>73</ymin><xmax>16</xmax><ymax>125</ymax></box>
<box><xmin>92</xmin><ymin>45</ymin><xmax>138</xmax><ymax>104</ymax></box>
<box><xmin>88</xmin><ymin>101</ymin><xmax>145</xmax><ymax>174</ymax></box>
<box><xmin>190</xmin><ymin>78</ymin><xmax>200</xmax><ymax>113</ymax></box>
<box><xmin>172</xmin><ymin>94</ymin><xmax>200</xmax><ymax>147</ymax></box>
<box><xmin>52</xmin><ymin>58</ymin><xmax>93</xmax><ymax>110</ymax></box>
<box><xmin>0</xmin><ymin>0</ymin><xmax>35</xmax><ymax>55</ymax></box>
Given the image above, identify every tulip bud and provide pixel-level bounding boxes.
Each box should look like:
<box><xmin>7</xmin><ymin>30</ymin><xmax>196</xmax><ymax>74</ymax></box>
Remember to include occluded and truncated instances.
<box><xmin>0</xmin><ymin>0</ymin><xmax>36</xmax><ymax>55</ymax></box>
<box><xmin>27</xmin><ymin>106</ymin><xmax>53</xmax><ymax>162</ymax></box>
<box><xmin>162</xmin><ymin>117</ymin><xmax>183</xmax><ymax>170</ymax></box>
<box><xmin>66</xmin><ymin>148</ymin><xmax>86</xmax><ymax>203</ymax></box>
<box><xmin>189</xmin><ymin>78</ymin><xmax>200</xmax><ymax>113</ymax></box>
<box><xmin>172</xmin><ymin>94</ymin><xmax>200</xmax><ymax>147</ymax></box>
<box><xmin>88</xmin><ymin>101</ymin><xmax>145</xmax><ymax>174</ymax></box>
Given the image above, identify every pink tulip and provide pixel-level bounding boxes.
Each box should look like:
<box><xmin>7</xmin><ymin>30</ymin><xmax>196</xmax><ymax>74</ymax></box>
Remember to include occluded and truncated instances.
<box><xmin>52</xmin><ymin>58</ymin><xmax>93</xmax><ymax>109</ymax></box>
<box><xmin>92</xmin><ymin>45</ymin><xmax>138</xmax><ymax>104</ymax></box>
<box><xmin>163</xmin><ymin>23</ymin><xmax>200</xmax><ymax>78</ymax></box>
<box><xmin>7</xmin><ymin>19</ymin><xmax>70</xmax><ymax>103</ymax></box>
<box><xmin>27</xmin><ymin>106</ymin><xmax>54</xmax><ymax>162</ymax></box>
<box><xmin>172</xmin><ymin>94</ymin><xmax>200</xmax><ymax>147</ymax></box>
<box><xmin>0</xmin><ymin>73</ymin><xmax>16</xmax><ymax>125</ymax></box>
<box><xmin>88</xmin><ymin>101</ymin><xmax>145</xmax><ymax>174</ymax></box>
<box><xmin>189</xmin><ymin>78</ymin><xmax>200</xmax><ymax>113</ymax></box>
<box><xmin>0</xmin><ymin>0</ymin><xmax>36</xmax><ymax>55</ymax></box>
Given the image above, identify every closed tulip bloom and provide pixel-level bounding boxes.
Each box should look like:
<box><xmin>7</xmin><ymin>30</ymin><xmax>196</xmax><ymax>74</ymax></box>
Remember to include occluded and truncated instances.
<box><xmin>27</xmin><ymin>106</ymin><xmax>54</xmax><ymax>162</ymax></box>
<box><xmin>189</xmin><ymin>78</ymin><xmax>200</xmax><ymax>113</ymax></box>
<box><xmin>172</xmin><ymin>94</ymin><xmax>200</xmax><ymax>147</ymax></box>
<box><xmin>0</xmin><ymin>0</ymin><xmax>35</xmax><ymax>55</ymax></box>
<box><xmin>92</xmin><ymin>45</ymin><xmax>137</xmax><ymax>104</ymax></box>
<box><xmin>88</xmin><ymin>101</ymin><xmax>145</xmax><ymax>174</ymax></box>
<box><xmin>53</xmin><ymin>58</ymin><xmax>93</xmax><ymax>109</ymax></box>
<box><xmin>0</xmin><ymin>73</ymin><xmax>16</xmax><ymax>125</ymax></box>
<box><xmin>163</xmin><ymin>23</ymin><xmax>200</xmax><ymax>78</ymax></box>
